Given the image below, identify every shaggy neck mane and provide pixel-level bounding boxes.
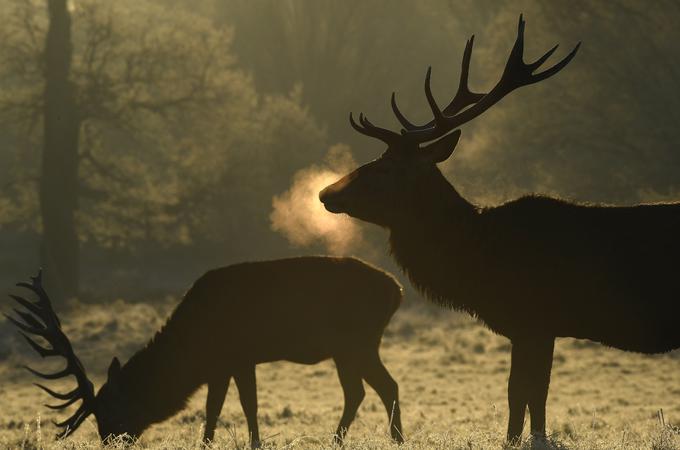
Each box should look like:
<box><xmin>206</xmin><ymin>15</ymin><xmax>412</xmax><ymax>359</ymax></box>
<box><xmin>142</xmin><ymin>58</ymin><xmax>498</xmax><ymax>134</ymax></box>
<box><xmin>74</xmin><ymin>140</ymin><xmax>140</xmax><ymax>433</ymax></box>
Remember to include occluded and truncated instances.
<box><xmin>118</xmin><ymin>301</ymin><xmax>205</xmax><ymax>428</ymax></box>
<box><xmin>388</xmin><ymin>169</ymin><xmax>485</xmax><ymax>314</ymax></box>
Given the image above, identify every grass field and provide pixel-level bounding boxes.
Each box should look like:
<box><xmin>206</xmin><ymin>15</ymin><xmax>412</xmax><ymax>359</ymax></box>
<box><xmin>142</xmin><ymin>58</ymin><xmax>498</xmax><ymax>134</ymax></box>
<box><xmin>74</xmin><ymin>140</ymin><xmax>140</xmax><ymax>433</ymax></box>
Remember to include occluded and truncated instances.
<box><xmin>1</xmin><ymin>297</ymin><xmax>679</xmax><ymax>449</ymax></box>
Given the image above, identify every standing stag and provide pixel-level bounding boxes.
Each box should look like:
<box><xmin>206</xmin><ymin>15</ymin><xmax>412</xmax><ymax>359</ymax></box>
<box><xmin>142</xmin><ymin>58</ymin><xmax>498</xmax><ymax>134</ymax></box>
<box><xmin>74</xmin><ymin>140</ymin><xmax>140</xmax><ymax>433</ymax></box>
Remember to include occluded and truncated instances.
<box><xmin>6</xmin><ymin>257</ymin><xmax>404</xmax><ymax>447</ymax></box>
<box><xmin>321</xmin><ymin>15</ymin><xmax>679</xmax><ymax>442</ymax></box>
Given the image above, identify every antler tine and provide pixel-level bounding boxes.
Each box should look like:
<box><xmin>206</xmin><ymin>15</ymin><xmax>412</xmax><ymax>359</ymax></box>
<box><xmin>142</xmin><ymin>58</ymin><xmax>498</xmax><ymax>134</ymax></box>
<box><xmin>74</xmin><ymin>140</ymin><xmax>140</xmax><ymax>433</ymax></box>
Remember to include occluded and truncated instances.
<box><xmin>389</xmin><ymin>35</ymin><xmax>487</xmax><ymax>137</ymax></box>
<box><xmin>349</xmin><ymin>112</ymin><xmax>402</xmax><ymax>146</ymax></box>
<box><xmin>351</xmin><ymin>113</ymin><xmax>379</xmax><ymax>139</ymax></box>
<box><xmin>13</xmin><ymin>309</ymin><xmax>44</xmax><ymax>329</ymax></box>
<box><xmin>17</xmin><ymin>270</ymin><xmax>61</xmax><ymax>328</ymax></box>
<box><xmin>19</xmin><ymin>332</ymin><xmax>58</xmax><ymax>358</ymax></box>
<box><xmin>500</xmin><ymin>14</ymin><xmax>581</xmax><ymax>91</ymax></box>
<box><xmin>358</xmin><ymin>113</ymin><xmax>370</xmax><ymax>127</ymax></box>
<box><xmin>349</xmin><ymin>112</ymin><xmax>364</xmax><ymax>133</ymax></box>
<box><xmin>45</xmin><ymin>395</ymin><xmax>80</xmax><ymax>410</ymax></box>
<box><xmin>424</xmin><ymin>67</ymin><xmax>445</xmax><ymax>127</ymax></box>
<box><xmin>55</xmin><ymin>408</ymin><xmax>90</xmax><ymax>440</ymax></box>
<box><xmin>528</xmin><ymin>42</ymin><xmax>580</xmax><ymax>84</ymax></box>
<box><xmin>514</xmin><ymin>14</ymin><xmax>526</xmax><ymax>59</ymax></box>
<box><xmin>53</xmin><ymin>401</ymin><xmax>91</xmax><ymax>436</ymax></box>
<box><xmin>527</xmin><ymin>43</ymin><xmax>559</xmax><ymax>72</ymax></box>
<box><xmin>7</xmin><ymin>271</ymin><xmax>97</xmax><ymax>438</ymax></box>
<box><xmin>401</xmin><ymin>14</ymin><xmax>580</xmax><ymax>144</ymax></box>
<box><xmin>443</xmin><ymin>35</ymin><xmax>486</xmax><ymax>116</ymax></box>
<box><xmin>35</xmin><ymin>383</ymin><xmax>81</xmax><ymax>400</ymax></box>
<box><xmin>24</xmin><ymin>364</ymin><xmax>71</xmax><ymax>380</ymax></box>
<box><xmin>9</xmin><ymin>294</ymin><xmax>42</xmax><ymax>317</ymax></box>
<box><xmin>3</xmin><ymin>313</ymin><xmax>47</xmax><ymax>336</ymax></box>
<box><xmin>390</xmin><ymin>92</ymin><xmax>420</xmax><ymax>131</ymax></box>
<box><xmin>360</xmin><ymin>114</ymin><xmax>402</xmax><ymax>139</ymax></box>
<box><xmin>53</xmin><ymin>402</ymin><xmax>88</xmax><ymax>428</ymax></box>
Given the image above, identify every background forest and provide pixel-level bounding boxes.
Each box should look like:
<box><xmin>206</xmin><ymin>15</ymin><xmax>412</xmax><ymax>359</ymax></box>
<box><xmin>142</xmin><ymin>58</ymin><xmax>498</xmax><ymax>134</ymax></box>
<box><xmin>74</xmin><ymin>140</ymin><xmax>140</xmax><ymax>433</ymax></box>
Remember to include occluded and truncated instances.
<box><xmin>1</xmin><ymin>0</ymin><xmax>679</xmax><ymax>301</ymax></box>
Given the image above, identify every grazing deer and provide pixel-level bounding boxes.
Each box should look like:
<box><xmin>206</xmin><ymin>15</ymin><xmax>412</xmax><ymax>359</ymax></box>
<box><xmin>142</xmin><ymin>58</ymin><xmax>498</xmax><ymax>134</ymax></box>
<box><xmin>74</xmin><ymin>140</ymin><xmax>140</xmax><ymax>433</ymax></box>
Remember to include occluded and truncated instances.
<box><xmin>6</xmin><ymin>257</ymin><xmax>404</xmax><ymax>447</ymax></box>
<box><xmin>320</xmin><ymin>15</ymin><xmax>678</xmax><ymax>443</ymax></box>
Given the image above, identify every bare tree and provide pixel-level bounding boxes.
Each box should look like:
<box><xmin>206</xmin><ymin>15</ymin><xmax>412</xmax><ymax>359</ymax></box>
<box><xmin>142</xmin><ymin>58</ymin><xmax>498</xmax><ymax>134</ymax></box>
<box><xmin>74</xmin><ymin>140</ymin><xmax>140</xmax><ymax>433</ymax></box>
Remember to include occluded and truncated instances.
<box><xmin>0</xmin><ymin>0</ymin><xmax>257</xmax><ymax>299</ymax></box>
<box><xmin>39</xmin><ymin>0</ymin><xmax>80</xmax><ymax>302</ymax></box>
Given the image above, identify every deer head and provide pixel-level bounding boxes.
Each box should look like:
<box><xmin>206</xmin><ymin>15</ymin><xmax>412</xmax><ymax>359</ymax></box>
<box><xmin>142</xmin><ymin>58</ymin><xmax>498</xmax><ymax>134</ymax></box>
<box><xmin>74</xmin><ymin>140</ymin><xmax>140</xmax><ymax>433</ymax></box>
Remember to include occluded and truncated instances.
<box><xmin>319</xmin><ymin>16</ymin><xmax>580</xmax><ymax>227</ymax></box>
<box><xmin>5</xmin><ymin>271</ymin><xmax>140</xmax><ymax>441</ymax></box>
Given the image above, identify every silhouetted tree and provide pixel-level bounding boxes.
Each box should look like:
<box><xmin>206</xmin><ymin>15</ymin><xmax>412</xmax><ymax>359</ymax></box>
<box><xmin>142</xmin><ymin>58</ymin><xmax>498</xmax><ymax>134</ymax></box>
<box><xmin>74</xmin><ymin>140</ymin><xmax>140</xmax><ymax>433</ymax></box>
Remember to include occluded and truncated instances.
<box><xmin>0</xmin><ymin>0</ymin><xmax>328</xmax><ymax>292</ymax></box>
<box><xmin>40</xmin><ymin>0</ymin><xmax>79</xmax><ymax>302</ymax></box>
<box><xmin>0</xmin><ymin>0</ymin><xmax>240</xmax><ymax>299</ymax></box>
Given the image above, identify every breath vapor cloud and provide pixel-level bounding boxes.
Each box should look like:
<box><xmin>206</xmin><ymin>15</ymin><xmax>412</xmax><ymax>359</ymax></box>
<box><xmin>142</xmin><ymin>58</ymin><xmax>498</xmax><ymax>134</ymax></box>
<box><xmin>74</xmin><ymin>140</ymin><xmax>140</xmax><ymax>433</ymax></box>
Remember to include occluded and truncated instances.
<box><xmin>270</xmin><ymin>145</ymin><xmax>361</xmax><ymax>254</ymax></box>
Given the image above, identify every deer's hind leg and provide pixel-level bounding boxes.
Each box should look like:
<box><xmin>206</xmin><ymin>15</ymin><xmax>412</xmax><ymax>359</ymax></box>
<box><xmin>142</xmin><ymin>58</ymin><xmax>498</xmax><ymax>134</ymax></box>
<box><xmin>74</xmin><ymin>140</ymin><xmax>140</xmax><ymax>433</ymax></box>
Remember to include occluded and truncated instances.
<box><xmin>333</xmin><ymin>354</ymin><xmax>366</xmax><ymax>444</ymax></box>
<box><xmin>234</xmin><ymin>365</ymin><xmax>261</xmax><ymax>449</ymax></box>
<box><xmin>361</xmin><ymin>348</ymin><xmax>404</xmax><ymax>443</ymax></box>
<box><xmin>204</xmin><ymin>376</ymin><xmax>231</xmax><ymax>444</ymax></box>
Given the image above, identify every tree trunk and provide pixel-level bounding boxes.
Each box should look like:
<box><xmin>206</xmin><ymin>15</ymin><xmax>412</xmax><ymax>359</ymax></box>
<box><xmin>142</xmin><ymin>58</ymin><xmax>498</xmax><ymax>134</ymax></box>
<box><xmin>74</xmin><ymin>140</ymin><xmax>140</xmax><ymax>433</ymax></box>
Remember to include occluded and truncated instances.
<box><xmin>40</xmin><ymin>0</ymin><xmax>80</xmax><ymax>303</ymax></box>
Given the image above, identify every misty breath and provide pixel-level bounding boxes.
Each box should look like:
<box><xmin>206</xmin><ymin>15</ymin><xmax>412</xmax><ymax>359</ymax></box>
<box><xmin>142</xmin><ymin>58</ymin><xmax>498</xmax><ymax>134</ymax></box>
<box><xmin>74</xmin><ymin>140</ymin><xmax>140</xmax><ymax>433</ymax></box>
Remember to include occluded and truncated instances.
<box><xmin>270</xmin><ymin>145</ymin><xmax>362</xmax><ymax>254</ymax></box>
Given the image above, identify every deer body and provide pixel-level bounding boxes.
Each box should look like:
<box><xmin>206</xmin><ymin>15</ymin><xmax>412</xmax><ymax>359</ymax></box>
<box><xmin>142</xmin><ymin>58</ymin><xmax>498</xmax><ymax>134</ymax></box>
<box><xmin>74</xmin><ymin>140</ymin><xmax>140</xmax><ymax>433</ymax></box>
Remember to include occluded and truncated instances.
<box><xmin>120</xmin><ymin>256</ymin><xmax>404</xmax><ymax>446</ymax></box>
<box><xmin>319</xmin><ymin>15</ymin><xmax>678</xmax><ymax>443</ymax></box>
<box><xmin>391</xmin><ymin>188</ymin><xmax>680</xmax><ymax>351</ymax></box>
<box><xmin>8</xmin><ymin>257</ymin><xmax>404</xmax><ymax>447</ymax></box>
<box><xmin>479</xmin><ymin>196</ymin><xmax>680</xmax><ymax>350</ymax></box>
<box><xmin>390</xmin><ymin>188</ymin><xmax>680</xmax><ymax>346</ymax></box>
<box><xmin>380</xmin><ymin>182</ymin><xmax>680</xmax><ymax>442</ymax></box>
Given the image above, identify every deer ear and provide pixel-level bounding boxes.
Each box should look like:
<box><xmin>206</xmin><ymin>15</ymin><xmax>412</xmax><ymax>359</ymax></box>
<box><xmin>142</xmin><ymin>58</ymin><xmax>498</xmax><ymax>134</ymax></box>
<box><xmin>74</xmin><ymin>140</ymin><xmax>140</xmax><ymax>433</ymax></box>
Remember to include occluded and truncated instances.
<box><xmin>422</xmin><ymin>129</ymin><xmax>461</xmax><ymax>163</ymax></box>
<box><xmin>107</xmin><ymin>357</ymin><xmax>121</xmax><ymax>382</ymax></box>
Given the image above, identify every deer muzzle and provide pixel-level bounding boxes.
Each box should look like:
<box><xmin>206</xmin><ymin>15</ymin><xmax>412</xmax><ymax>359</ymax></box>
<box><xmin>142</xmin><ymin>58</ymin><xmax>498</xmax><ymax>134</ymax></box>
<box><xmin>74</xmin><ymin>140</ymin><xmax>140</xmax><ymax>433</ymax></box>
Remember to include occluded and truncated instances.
<box><xmin>319</xmin><ymin>175</ymin><xmax>354</xmax><ymax>214</ymax></box>
<box><xmin>319</xmin><ymin>184</ymin><xmax>346</xmax><ymax>213</ymax></box>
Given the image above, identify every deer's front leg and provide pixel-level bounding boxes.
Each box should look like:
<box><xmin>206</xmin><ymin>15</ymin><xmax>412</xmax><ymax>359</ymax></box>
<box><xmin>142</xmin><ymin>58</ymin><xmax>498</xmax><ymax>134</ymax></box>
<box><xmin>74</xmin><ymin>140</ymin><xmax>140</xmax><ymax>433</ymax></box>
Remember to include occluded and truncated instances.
<box><xmin>507</xmin><ymin>337</ymin><xmax>555</xmax><ymax>444</ymax></box>
<box><xmin>234</xmin><ymin>365</ymin><xmax>261</xmax><ymax>449</ymax></box>
<box><xmin>204</xmin><ymin>376</ymin><xmax>231</xmax><ymax>443</ymax></box>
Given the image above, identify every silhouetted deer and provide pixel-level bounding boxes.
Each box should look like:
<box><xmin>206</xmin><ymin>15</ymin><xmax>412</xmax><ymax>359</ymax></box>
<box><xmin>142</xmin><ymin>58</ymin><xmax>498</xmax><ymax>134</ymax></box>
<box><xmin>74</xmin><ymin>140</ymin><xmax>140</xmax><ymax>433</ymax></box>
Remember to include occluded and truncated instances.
<box><xmin>6</xmin><ymin>257</ymin><xmax>404</xmax><ymax>447</ymax></box>
<box><xmin>320</xmin><ymin>15</ymin><xmax>678</xmax><ymax>443</ymax></box>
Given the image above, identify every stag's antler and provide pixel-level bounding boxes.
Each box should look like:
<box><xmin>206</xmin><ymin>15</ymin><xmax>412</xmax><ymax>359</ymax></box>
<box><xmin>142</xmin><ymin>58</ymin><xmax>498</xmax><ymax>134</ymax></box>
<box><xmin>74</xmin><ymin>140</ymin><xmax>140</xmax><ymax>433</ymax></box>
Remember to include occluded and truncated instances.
<box><xmin>391</xmin><ymin>35</ymin><xmax>485</xmax><ymax>132</ymax></box>
<box><xmin>352</xmin><ymin>15</ymin><xmax>580</xmax><ymax>146</ymax></box>
<box><xmin>5</xmin><ymin>271</ymin><xmax>95</xmax><ymax>438</ymax></box>
<box><xmin>349</xmin><ymin>112</ymin><xmax>403</xmax><ymax>147</ymax></box>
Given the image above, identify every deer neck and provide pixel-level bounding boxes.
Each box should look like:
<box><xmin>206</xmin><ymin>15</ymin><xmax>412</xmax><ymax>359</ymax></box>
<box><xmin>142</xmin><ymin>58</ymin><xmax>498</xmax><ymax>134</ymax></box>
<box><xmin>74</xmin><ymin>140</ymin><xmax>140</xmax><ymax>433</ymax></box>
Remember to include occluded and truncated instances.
<box><xmin>388</xmin><ymin>171</ymin><xmax>484</xmax><ymax>310</ymax></box>
<box><xmin>117</xmin><ymin>318</ymin><xmax>205</xmax><ymax>430</ymax></box>
<box><xmin>395</xmin><ymin>169</ymin><xmax>476</xmax><ymax>232</ymax></box>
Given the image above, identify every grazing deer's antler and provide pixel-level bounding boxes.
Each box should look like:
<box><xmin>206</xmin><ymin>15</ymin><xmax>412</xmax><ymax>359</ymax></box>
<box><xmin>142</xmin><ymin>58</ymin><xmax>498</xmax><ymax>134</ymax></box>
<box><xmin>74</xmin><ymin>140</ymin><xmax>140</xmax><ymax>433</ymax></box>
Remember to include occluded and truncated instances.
<box><xmin>5</xmin><ymin>271</ymin><xmax>95</xmax><ymax>438</ymax></box>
